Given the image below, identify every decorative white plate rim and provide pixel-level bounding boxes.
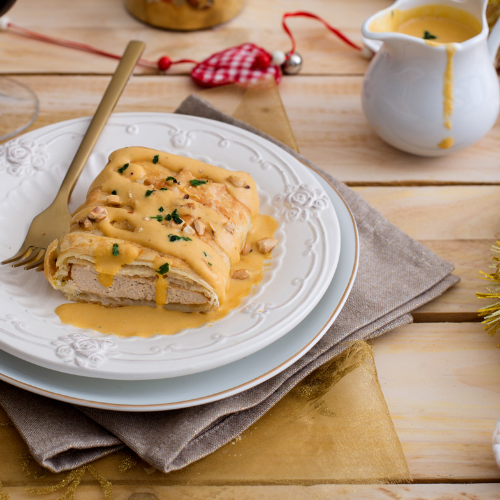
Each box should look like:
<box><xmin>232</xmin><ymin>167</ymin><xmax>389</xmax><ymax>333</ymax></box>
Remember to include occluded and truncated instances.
<box><xmin>0</xmin><ymin>168</ymin><xmax>358</xmax><ymax>411</ymax></box>
<box><xmin>0</xmin><ymin>113</ymin><xmax>340</xmax><ymax>380</ymax></box>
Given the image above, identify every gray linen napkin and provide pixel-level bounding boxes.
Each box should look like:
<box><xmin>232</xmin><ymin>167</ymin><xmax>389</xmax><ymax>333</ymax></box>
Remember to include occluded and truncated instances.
<box><xmin>0</xmin><ymin>95</ymin><xmax>459</xmax><ymax>473</ymax></box>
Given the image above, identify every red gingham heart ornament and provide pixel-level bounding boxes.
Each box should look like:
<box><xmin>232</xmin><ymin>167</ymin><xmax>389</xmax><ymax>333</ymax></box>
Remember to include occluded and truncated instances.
<box><xmin>190</xmin><ymin>43</ymin><xmax>282</xmax><ymax>87</ymax></box>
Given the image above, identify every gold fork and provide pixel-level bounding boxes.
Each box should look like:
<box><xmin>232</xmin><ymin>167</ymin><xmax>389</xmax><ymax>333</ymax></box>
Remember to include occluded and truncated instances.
<box><xmin>1</xmin><ymin>40</ymin><xmax>145</xmax><ymax>272</ymax></box>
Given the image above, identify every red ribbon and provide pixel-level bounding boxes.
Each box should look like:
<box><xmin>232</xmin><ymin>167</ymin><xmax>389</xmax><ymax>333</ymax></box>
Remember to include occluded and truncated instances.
<box><xmin>282</xmin><ymin>11</ymin><xmax>362</xmax><ymax>55</ymax></box>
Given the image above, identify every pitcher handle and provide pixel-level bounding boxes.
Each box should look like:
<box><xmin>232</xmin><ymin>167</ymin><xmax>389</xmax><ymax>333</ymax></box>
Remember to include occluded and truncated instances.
<box><xmin>488</xmin><ymin>15</ymin><xmax>500</xmax><ymax>63</ymax></box>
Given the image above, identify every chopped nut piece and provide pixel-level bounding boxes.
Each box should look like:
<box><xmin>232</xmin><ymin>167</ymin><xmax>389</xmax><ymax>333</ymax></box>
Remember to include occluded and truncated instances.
<box><xmin>182</xmin><ymin>215</ymin><xmax>194</xmax><ymax>226</ymax></box>
<box><xmin>232</xmin><ymin>269</ymin><xmax>250</xmax><ymax>280</ymax></box>
<box><xmin>88</xmin><ymin>206</ymin><xmax>108</xmax><ymax>222</ymax></box>
<box><xmin>145</xmin><ymin>178</ymin><xmax>168</xmax><ymax>189</ymax></box>
<box><xmin>107</xmin><ymin>194</ymin><xmax>121</xmax><ymax>205</ymax></box>
<box><xmin>183</xmin><ymin>225</ymin><xmax>195</xmax><ymax>236</ymax></box>
<box><xmin>241</xmin><ymin>243</ymin><xmax>252</xmax><ymax>256</ymax></box>
<box><xmin>257</xmin><ymin>237</ymin><xmax>278</xmax><ymax>254</ymax></box>
<box><xmin>207</xmin><ymin>220</ymin><xmax>216</xmax><ymax>233</ymax></box>
<box><xmin>224</xmin><ymin>222</ymin><xmax>236</xmax><ymax>234</ymax></box>
<box><xmin>194</xmin><ymin>219</ymin><xmax>206</xmax><ymax>235</ymax></box>
<box><xmin>227</xmin><ymin>175</ymin><xmax>246</xmax><ymax>187</ymax></box>
<box><xmin>78</xmin><ymin>218</ymin><xmax>92</xmax><ymax>229</ymax></box>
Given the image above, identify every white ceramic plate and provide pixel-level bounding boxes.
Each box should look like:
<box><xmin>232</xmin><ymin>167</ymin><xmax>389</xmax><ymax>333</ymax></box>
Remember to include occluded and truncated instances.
<box><xmin>0</xmin><ymin>170</ymin><xmax>358</xmax><ymax>411</ymax></box>
<box><xmin>0</xmin><ymin>113</ymin><xmax>340</xmax><ymax>380</ymax></box>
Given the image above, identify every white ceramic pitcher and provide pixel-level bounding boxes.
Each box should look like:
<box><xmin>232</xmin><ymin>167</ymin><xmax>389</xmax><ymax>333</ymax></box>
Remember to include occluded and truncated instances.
<box><xmin>361</xmin><ymin>0</ymin><xmax>500</xmax><ymax>156</ymax></box>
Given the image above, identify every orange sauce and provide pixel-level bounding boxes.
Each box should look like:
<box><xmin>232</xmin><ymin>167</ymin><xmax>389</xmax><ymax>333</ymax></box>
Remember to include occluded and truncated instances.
<box><xmin>438</xmin><ymin>137</ymin><xmax>454</xmax><ymax>149</ymax></box>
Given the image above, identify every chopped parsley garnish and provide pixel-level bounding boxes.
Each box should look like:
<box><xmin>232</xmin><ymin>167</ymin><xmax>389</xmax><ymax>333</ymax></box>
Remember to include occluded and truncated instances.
<box><xmin>423</xmin><ymin>30</ymin><xmax>437</xmax><ymax>40</ymax></box>
<box><xmin>145</xmin><ymin>190</ymin><xmax>154</xmax><ymax>197</ymax></box>
<box><xmin>166</xmin><ymin>176</ymin><xmax>177</xmax><ymax>183</ymax></box>
<box><xmin>203</xmin><ymin>251</ymin><xmax>207</xmax><ymax>257</ymax></box>
<box><xmin>165</xmin><ymin>208</ymin><xmax>183</xmax><ymax>224</ymax></box>
<box><xmin>118</xmin><ymin>163</ymin><xmax>129</xmax><ymax>174</ymax></box>
<box><xmin>168</xmin><ymin>234</ymin><xmax>192</xmax><ymax>242</ymax></box>
<box><xmin>111</xmin><ymin>190</ymin><xmax>117</xmax><ymax>195</ymax></box>
<box><xmin>153</xmin><ymin>155</ymin><xmax>159</xmax><ymax>164</ymax></box>
<box><xmin>160</xmin><ymin>188</ymin><xmax>168</xmax><ymax>191</ymax></box>
<box><xmin>149</xmin><ymin>215</ymin><xmax>164</xmax><ymax>222</ymax></box>
<box><xmin>158</xmin><ymin>207</ymin><xmax>164</xmax><ymax>212</ymax></box>
<box><xmin>190</xmin><ymin>179</ymin><xmax>208</xmax><ymax>187</ymax></box>
<box><xmin>208</xmin><ymin>262</ymin><xmax>212</xmax><ymax>266</ymax></box>
<box><xmin>156</xmin><ymin>263</ymin><xmax>170</xmax><ymax>275</ymax></box>
<box><xmin>112</xmin><ymin>243</ymin><xmax>119</xmax><ymax>257</ymax></box>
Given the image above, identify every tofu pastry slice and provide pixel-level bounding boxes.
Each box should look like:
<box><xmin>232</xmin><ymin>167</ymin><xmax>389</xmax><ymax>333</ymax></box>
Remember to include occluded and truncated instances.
<box><xmin>44</xmin><ymin>147</ymin><xmax>259</xmax><ymax>312</ymax></box>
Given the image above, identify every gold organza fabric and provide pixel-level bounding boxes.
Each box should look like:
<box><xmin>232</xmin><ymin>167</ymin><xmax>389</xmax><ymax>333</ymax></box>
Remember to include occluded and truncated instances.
<box><xmin>0</xmin><ymin>341</ymin><xmax>409</xmax><ymax>497</ymax></box>
<box><xmin>165</xmin><ymin>341</ymin><xmax>410</xmax><ymax>485</ymax></box>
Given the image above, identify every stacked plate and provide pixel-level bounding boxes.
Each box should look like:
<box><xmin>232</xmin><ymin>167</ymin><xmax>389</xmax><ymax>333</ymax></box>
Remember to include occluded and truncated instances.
<box><xmin>0</xmin><ymin>114</ymin><xmax>358</xmax><ymax>411</ymax></box>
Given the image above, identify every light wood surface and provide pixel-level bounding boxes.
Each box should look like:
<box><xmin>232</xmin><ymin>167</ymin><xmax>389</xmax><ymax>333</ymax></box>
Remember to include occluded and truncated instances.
<box><xmin>374</xmin><ymin>323</ymin><xmax>500</xmax><ymax>482</ymax></box>
<box><xmin>1</xmin><ymin>0</ymin><xmax>499</xmax><ymax>498</ymax></box>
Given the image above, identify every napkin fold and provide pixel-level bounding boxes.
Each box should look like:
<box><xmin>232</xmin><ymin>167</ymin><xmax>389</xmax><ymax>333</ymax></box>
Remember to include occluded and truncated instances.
<box><xmin>0</xmin><ymin>95</ymin><xmax>459</xmax><ymax>474</ymax></box>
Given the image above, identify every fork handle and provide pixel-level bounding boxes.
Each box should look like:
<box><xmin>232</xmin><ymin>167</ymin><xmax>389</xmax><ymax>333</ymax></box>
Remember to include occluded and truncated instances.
<box><xmin>56</xmin><ymin>40</ymin><xmax>145</xmax><ymax>202</ymax></box>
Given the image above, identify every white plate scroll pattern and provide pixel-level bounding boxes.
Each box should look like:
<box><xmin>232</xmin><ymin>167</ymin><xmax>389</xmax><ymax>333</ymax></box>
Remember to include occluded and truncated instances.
<box><xmin>0</xmin><ymin>138</ymin><xmax>50</xmax><ymax>176</ymax></box>
<box><xmin>0</xmin><ymin>113</ymin><xmax>341</xmax><ymax>380</ymax></box>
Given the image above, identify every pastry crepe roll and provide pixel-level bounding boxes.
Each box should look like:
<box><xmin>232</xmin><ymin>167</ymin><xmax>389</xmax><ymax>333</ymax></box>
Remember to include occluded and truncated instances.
<box><xmin>44</xmin><ymin>147</ymin><xmax>259</xmax><ymax>312</ymax></box>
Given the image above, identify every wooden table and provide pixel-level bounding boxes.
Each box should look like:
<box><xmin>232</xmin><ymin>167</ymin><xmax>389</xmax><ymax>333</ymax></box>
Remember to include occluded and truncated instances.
<box><xmin>1</xmin><ymin>0</ymin><xmax>500</xmax><ymax>497</ymax></box>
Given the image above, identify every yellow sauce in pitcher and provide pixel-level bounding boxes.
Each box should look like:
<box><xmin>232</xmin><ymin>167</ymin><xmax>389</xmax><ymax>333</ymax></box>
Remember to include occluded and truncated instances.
<box><xmin>369</xmin><ymin>4</ymin><xmax>481</xmax><ymax>42</ymax></box>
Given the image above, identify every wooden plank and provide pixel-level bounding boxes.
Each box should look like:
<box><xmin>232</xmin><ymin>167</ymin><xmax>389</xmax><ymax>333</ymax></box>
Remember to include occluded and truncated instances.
<box><xmin>356</xmin><ymin>187</ymin><xmax>500</xmax><ymax>322</ymax></box>
<box><xmin>279</xmin><ymin>78</ymin><xmax>500</xmax><ymax>185</ymax></box>
<box><xmin>2</xmin><ymin>483</ymin><xmax>500</xmax><ymax>499</ymax></box>
<box><xmin>356</xmin><ymin>186</ymin><xmax>500</xmax><ymax>241</ymax></box>
<box><xmin>3</xmin><ymin>0</ymin><xmax>377</xmax><ymax>76</ymax></box>
<box><xmin>373</xmin><ymin>323</ymin><xmax>500</xmax><ymax>482</ymax></box>
<box><xmin>6</xmin><ymin>75</ymin><xmax>500</xmax><ymax>185</ymax></box>
<box><xmin>412</xmin><ymin>240</ymin><xmax>492</xmax><ymax>323</ymax></box>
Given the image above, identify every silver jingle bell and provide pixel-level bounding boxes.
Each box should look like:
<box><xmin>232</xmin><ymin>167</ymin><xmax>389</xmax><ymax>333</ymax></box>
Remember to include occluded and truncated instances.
<box><xmin>282</xmin><ymin>52</ymin><xmax>303</xmax><ymax>75</ymax></box>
